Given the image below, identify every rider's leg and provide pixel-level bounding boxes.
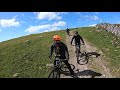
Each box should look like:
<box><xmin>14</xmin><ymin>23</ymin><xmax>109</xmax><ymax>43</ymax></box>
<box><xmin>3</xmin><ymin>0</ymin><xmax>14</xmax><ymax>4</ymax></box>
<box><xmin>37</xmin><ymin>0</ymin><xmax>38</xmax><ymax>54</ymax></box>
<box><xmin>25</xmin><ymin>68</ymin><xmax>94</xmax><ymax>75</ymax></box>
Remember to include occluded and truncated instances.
<box><xmin>75</xmin><ymin>44</ymin><xmax>77</xmax><ymax>53</ymax></box>
<box><xmin>79</xmin><ymin>44</ymin><xmax>81</xmax><ymax>53</ymax></box>
<box><xmin>79</xmin><ymin>44</ymin><xmax>83</xmax><ymax>58</ymax></box>
<box><xmin>63</xmin><ymin>60</ymin><xmax>74</xmax><ymax>75</ymax></box>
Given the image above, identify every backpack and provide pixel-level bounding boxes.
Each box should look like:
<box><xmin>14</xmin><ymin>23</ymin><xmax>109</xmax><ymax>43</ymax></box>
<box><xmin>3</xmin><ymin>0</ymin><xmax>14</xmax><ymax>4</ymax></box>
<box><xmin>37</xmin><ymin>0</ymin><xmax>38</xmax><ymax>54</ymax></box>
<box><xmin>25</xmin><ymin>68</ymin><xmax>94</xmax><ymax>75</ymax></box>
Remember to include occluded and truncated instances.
<box><xmin>54</xmin><ymin>42</ymin><xmax>62</xmax><ymax>55</ymax></box>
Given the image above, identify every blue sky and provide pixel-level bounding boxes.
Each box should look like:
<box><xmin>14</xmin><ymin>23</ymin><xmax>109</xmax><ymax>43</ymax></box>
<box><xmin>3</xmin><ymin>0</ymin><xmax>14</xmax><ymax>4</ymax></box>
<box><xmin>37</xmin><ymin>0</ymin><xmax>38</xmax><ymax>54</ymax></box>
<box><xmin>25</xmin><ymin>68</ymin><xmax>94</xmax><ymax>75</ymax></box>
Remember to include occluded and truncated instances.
<box><xmin>0</xmin><ymin>12</ymin><xmax>120</xmax><ymax>42</ymax></box>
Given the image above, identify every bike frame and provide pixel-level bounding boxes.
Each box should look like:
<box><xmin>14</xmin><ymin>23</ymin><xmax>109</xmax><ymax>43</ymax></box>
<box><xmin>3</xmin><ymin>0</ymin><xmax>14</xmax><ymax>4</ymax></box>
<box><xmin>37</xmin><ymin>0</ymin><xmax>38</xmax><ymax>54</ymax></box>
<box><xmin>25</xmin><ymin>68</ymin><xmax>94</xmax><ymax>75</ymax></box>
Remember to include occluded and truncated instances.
<box><xmin>75</xmin><ymin>44</ymin><xmax>80</xmax><ymax>56</ymax></box>
<box><xmin>54</xmin><ymin>56</ymin><xmax>62</xmax><ymax>68</ymax></box>
<box><xmin>48</xmin><ymin>55</ymin><xmax>65</xmax><ymax>78</ymax></box>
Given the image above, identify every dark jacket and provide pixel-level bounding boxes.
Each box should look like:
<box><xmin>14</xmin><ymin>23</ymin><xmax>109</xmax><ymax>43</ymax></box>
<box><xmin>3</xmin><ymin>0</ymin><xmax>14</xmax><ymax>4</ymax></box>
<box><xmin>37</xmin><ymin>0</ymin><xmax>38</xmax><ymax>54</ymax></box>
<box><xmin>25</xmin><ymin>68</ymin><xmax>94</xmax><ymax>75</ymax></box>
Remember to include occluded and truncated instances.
<box><xmin>50</xmin><ymin>41</ymin><xmax>69</xmax><ymax>59</ymax></box>
<box><xmin>66</xmin><ymin>28</ymin><xmax>69</xmax><ymax>32</ymax></box>
<box><xmin>71</xmin><ymin>34</ymin><xmax>84</xmax><ymax>45</ymax></box>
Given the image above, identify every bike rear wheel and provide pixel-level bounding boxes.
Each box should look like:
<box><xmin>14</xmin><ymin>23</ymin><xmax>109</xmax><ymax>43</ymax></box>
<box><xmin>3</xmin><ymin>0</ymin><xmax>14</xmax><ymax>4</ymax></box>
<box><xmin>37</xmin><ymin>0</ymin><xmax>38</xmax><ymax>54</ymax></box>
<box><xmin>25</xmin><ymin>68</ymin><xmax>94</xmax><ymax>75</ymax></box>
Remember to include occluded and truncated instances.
<box><xmin>48</xmin><ymin>68</ymin><xmax>60</xmax><ymax>78</ymax></box>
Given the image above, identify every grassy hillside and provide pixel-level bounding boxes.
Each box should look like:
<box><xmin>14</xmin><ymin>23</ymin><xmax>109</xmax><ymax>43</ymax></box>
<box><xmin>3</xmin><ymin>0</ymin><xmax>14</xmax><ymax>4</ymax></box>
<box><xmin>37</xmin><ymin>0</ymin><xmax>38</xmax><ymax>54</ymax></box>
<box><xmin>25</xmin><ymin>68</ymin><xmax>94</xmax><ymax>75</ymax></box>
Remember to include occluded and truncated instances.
<box><xmin>0</xmin><ymin>30</ymin><xmax>66</xmax><ymax>78</ymax></box>
<box><xmin>0</xmin><ymin>27</ymin><xmax>120</xmax><ymax>78</ymax></box>
<box><xmin>75</xmin><ymin>27</ymin><xmax>120</xmax><ymax>77</ymax></box>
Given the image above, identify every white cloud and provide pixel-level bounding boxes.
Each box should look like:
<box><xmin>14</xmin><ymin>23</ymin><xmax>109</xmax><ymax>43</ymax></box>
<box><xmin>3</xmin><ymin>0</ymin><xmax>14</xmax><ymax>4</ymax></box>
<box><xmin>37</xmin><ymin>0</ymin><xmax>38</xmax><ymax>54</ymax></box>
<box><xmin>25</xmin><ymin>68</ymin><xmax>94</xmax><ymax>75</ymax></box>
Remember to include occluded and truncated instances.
<box><xmin>36</xmin><ymin>12</ymin><xmax>63</xmax><ymax>20</ymax></box>
<box><xmin>88</xmin><ymin>24</ymin><xmax>97</xmax><ymax>27</ymax></box>
<box><xmin>44</xmin><ymin>30</ymin><xmax>49</xmax><ymax>32</ymax></box>
<box><xmin>52</xmin><ymin>21</ymin><xmax>66</xmax><ymax>27</ymax></box>
<box><xmin>25</xmin><ymin>21</ymin><xmax>66</xmax><ymax>33</ymax></box>
<box><xmin>25</xmin><ymin>24</ymin><xmax>50</xmax><ymax>33</ymax></box>
<box><xmin>77</xmin><ymin>13</ymin><xmax>102</xmax><ymax>23</ymax></box>
<box><xmin>50</xmin><ymin>27</ymin><xmax>60</xmax><ymax>31</ymax></box>
<box><xmin>85</xmin><ymin>15</ymin><xmax>100</xmax><ymax>21</ymax></box>
<box><xmin>0</xmin><ymin>18</ymin><xmax>20</xmax><ymax>28</ymax></box>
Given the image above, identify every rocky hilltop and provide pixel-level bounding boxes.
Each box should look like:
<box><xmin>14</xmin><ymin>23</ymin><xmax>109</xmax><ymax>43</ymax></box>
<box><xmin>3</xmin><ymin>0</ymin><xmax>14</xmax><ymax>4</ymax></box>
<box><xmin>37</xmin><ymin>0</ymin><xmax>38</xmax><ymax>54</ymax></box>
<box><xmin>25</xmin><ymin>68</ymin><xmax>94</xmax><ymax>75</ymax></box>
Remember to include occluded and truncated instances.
<box><xmin>96</xmin><ymin>23</ymin><xmax>120</xmax><ymax>37</ymax></box>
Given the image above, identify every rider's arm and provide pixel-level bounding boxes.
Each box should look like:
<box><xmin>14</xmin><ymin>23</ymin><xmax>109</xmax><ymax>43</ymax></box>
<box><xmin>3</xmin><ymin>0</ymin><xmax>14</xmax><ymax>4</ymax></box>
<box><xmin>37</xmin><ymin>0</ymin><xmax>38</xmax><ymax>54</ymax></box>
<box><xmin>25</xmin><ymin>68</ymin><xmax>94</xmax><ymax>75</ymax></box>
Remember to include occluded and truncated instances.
<box><xmin>79</xmin><ymin>35</ymin><xmax>85</xmax><ymax>44</ymax></box>
<box><xmin>70</xmin><ymin>36</ymin><xmax>75</xmax><ymax>45</ymax></box>
<box><xmin>49</xmin><ymin>44</ymin><xmax>54</xmax><ymax>58</ymax></box>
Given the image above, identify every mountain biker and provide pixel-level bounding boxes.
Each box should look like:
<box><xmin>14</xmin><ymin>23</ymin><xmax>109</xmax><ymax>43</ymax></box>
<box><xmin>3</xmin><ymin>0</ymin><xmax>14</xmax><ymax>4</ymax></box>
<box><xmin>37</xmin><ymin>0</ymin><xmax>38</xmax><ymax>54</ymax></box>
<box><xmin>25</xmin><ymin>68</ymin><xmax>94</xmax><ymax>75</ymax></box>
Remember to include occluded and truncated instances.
<box><xmin>71</xmin><ymin>31</ymin><xmax>85</xmax><ymax>53</ymax></box>
<box><xmin>49</xmin><ymin>35</ymin><xmax>74</xmax><ymax>76</ymax></box>
<box><xmin>66</xmin><ymin>28</ymin><xmax>70</xmax><ymax>36</ymax></box>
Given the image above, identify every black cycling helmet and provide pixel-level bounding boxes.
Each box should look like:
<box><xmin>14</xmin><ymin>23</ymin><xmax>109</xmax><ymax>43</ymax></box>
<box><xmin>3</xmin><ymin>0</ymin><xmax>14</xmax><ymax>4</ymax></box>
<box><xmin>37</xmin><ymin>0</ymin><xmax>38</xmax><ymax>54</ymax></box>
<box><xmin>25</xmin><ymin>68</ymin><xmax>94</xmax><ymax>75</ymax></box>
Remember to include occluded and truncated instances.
<box><xmin>75</xmin><ymin>31</ymin><xmax>78</xmax><ymax>34</ymax></box>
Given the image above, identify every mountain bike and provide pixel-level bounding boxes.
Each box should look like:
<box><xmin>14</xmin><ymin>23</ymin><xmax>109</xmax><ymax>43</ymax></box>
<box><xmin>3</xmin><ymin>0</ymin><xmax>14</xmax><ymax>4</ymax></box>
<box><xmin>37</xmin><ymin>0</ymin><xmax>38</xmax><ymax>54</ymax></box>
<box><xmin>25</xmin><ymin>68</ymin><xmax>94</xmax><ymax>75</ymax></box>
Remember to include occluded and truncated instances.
<box><xmin>48</xmin><ymin>55</ymin><xmax>75</xmax><ymax>78</ymax></box>
<box><xmin>75</xmin><ymin>44</ymin><xmax>81</xmax><ymax>63</ymax></box>
<box><xmin>75</xmin><ymin>44</ymin><xmax>88</xmax><ymax>65</ymax></box>
<box><xmin>78</xmin><ymin>51</ymin><xmax>89</xmax><ymax>65</ymax></box>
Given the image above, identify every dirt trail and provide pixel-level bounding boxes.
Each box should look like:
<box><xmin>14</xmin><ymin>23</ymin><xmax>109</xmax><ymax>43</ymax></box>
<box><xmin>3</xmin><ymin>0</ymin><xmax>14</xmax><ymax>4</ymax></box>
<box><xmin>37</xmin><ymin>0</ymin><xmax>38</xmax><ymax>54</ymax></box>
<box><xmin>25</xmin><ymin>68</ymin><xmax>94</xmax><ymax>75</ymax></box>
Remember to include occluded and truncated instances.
<box><xmin>61</xmin><ymin>31</ymin><xmax>113</xmax><ymax>78</ymax></box>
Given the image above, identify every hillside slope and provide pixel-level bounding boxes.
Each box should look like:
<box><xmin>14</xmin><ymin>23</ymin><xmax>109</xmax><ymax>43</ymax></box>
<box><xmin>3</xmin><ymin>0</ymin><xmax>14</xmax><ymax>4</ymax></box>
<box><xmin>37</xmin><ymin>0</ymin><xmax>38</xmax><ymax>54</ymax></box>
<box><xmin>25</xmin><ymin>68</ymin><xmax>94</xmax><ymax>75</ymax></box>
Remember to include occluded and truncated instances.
<box><xmin>0</xmin><ymin>27</ymin><xmax>119</xmax><ymax>78</ymax></box>
<box><xmin>0</xmin><ymin>30</ymin><xmax>66</xmax><ymax>78</ymax></box>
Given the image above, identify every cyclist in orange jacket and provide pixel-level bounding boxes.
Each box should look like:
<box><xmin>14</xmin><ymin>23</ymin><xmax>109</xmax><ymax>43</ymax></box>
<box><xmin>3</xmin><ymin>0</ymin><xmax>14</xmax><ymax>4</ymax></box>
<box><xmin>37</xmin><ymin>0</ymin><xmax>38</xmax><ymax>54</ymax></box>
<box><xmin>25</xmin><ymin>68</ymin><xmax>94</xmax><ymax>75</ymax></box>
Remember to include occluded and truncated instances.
<box><xmin>49</xmin><ymin>35</ymin><xmax>74</xmax><ymax>76</ymax></box>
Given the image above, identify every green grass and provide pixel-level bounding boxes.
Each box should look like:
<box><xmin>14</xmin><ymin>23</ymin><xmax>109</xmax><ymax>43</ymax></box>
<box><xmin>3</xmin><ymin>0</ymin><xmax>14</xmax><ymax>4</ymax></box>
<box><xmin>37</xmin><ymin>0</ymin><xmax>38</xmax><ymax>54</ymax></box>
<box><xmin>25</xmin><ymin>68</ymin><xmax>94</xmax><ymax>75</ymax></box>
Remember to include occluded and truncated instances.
<box><xmin>0</xmin><ymin>30</ymin><xmax>66</xmax><ymax>78</ymax></box>
<box><xmin>0</xmin><ymin>27</ymin><xmax>120</xmax><ymax>78</ymax></box>
<box><xmin>76</xmin><ymin>27</ymin><xmax>120</xmax><ymax>77</ymax></box>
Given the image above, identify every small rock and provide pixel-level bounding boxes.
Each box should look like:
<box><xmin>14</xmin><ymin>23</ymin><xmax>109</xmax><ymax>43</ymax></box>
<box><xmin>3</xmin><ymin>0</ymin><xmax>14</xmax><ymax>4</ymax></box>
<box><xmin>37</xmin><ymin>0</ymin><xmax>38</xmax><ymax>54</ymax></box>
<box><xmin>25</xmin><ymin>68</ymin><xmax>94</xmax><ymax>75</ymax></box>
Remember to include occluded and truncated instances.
<box><xmin>116</xmin><ymin>46</ymin><xmax>120</xmax><ymax>48</ymax></box>
<box><xmin>115</xmin><ymin>50</ymin><xmax>117</xmax><ymax>51</ymax></box>
<box><xmin>46</xmin><ymin>64</ymin><xmax>54</xmax><ymax>67</ymax></box>
<box><xmin>39</xmin><ymin>35</ymin><xmax>42</xmax><ymax>38</ymax></box>
<box><xmin>89</xmin><ymin>31</ymin><xmax>92</xmax><ymax>32</ymax></box>
<box><xmin>13</xmin><ymin>73</ymin><xmax>19</xmax><ymax>78</ymax></box>
<box><xmin>26</xmin><ymin>60</ymin><xmax>29</xmax><ymax>63</ymax></box>
<box><xmin>39</xmin><ymin>67</ymin><xmax>42</xmax><ymax>70</ymax></box>
<box><xmin>103</xmin><ymin>75</ymin><xmax>106</xmax><ymax>77</ymax></box>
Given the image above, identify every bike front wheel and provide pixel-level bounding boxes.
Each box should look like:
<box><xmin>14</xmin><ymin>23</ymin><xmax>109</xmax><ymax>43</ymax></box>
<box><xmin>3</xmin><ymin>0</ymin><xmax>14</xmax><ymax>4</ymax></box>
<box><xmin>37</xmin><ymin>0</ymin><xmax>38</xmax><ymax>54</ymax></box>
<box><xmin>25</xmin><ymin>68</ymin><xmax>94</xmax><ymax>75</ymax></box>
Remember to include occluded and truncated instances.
<box><xmin>78</xmin><ymin>53</ymin><xmax>89</xmax><ymax>65</ymax></box>
<box><xmin>48</xmin><ymin>68</ymin><xmax>60</xmax><ymax>78</ymax></box>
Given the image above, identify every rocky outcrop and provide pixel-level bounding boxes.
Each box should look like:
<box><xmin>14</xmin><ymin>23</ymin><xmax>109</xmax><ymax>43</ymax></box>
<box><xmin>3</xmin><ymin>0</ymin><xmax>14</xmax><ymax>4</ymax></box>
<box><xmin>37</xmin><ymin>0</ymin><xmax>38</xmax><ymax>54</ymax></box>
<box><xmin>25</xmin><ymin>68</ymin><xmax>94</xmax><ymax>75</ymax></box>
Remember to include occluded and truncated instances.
<box><xmin>95</xmin><ymin>23</ymin><xmax>120</xmax><ymax>46</ymax></box>
<box><xmin>96</xmin><ymin>23</ymin><xmax>120</xmax><ymax>37</ymax></box>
